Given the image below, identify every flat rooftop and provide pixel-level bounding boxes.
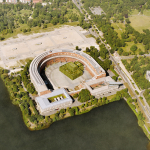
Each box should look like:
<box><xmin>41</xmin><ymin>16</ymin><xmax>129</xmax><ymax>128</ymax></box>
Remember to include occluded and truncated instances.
<box><xmin>35</xmin><ymin>88</ymin><xmax>72</xmax><ymax>110</ymax></box>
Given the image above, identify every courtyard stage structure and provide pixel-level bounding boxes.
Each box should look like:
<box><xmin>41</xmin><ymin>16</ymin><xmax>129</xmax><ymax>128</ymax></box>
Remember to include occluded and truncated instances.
<box><xmin>29</xmin><ymin>49</ymin><xmax>106</xmax><ymax>96</ymax></box>
<box><xmin>35</xmin><ymin>88</ymin><xmax>72</xmax><ymax>115</ymax></box>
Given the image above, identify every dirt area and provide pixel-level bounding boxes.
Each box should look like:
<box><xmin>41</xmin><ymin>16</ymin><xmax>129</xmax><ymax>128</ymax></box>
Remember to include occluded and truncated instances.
<box><xmin>0</xmin><ymin>26</ymin><xmax>98</xmax><ymax>69</ymax></box>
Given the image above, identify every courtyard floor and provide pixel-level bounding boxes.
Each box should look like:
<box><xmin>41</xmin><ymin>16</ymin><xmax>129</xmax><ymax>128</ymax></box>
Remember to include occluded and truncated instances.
<box><xmin>45</xmin><ymin>62</ymin><xmax>92</xmax><ymax>91</ymax></box>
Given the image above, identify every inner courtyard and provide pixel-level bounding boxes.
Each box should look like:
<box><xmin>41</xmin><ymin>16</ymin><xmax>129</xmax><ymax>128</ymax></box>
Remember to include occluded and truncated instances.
<box><xmin>45</xmin><ymin>62</ymin><xmax>93</xmax><ymax>91</ymax></box>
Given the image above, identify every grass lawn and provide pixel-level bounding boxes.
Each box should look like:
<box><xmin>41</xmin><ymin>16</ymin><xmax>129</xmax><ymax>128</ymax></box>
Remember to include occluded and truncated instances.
<box><xmin>111</xmin><ymin>23</ymin><xmax>125</xmax><ymax>38</ymax></box>
<box><xmin>129</xmin><ymin>15</ymin><xmax>150</xmax><ymax>33</ymax></box>
<box><xmin>121</xmin><ymin>41</ymin><xmax>145</xmax><ymax>54</ymax></box>
<box><xmin>139</xmin><ymin>97</ymin><xmax>145</xmax><ymax>106</ymax></box>
<box><xmin>85</xmin><ymin>34</ymin><xmax>94</xmax><ymax>38</ymax></box>
<box><xmin>107</xmin><ymin>94</ymin><xmax>116</xmax><ymax>100</ymax></box>
<box><xmin>123</xmin><ymin>82</ymin><xmax>135</xmax><ymax>98</ymax></box>
<box><xmin>0</xmin><ymin>22</ymin><xmax>79</xmax><ymax>41</ymax></box>
<box><xmin>143</xmin><ymin>10</ymin><xmax>150</xmax><ymax>16</ymax></box>
<box><xmin>18</xmin><ymin>58</ymin><xmax>33</xmax><ymax>66</ymax></box>
<box><xmin>129</xmin><ymin>9</ymin><xmax>139</xmax><ymax>15</ymax></box>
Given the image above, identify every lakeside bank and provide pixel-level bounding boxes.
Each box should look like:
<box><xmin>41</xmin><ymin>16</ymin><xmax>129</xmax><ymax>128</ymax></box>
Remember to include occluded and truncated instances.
<box><xmin>0</xmin><ymin>62</ymin><xmax>150</xmax><ymax>142</ymax></box>
<box><xmin>0</xmin><ymin>77</ymin><xmax>149</xmax><ymax>150</ymax></box>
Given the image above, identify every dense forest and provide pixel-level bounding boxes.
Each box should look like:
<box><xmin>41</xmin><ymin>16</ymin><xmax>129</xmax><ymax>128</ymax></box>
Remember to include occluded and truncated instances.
<box><xmin>82</xmin><ymin>0</ymin><xmax>150</xmax><ymax>18</ymax></box>
<box><xmin>80</xmin><ymin>0</ymin><xmax>150</xmax><ymax>55</ymax></box>
<box><xmin>0</xmin><ymin>0</ymin><xmax>92</xmax><ymax>39</ymax></box>
<box><xmin>85</xmin><ymin>46</ymin><xmax>111</xmax><ymax>71</ymax></box>
<box><xmin>0</xmin><ymin>3</ymin><xmax>31</xmax><ymax>35</ymax></box>
<box><xmin>122</xmin><ymin>56</ymin><xmax>150</xmax><ymax>90</ymax></box>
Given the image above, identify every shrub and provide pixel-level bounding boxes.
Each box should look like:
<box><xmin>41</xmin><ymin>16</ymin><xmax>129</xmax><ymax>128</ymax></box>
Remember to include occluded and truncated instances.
<box><xmin>73</xmin><ymin>93</ymin><xmax>79</xmax><ymax>98</ymax></box>
<box><xmin>112</xmin><ymin>76</ymin><xmax>117</xmax><ymax>81</ymax></box>
<box><xmin>76</xmin><ymin>46</ymin><xmax>79</xmax><ymax>50</ymax></box>
<box><xmin>78</xmin><ymin>89</ymin><xmax>91</xmax><ymax>102</ymax></box>
<box><xmin>135</xmin><ymin>90</ymin><xmax>139</xmax><ymax>95</ymax></box>
<box><xmin>68</xmin><ymin>108</ymin><xmax>75</xmax><ymax>116</ymax></box>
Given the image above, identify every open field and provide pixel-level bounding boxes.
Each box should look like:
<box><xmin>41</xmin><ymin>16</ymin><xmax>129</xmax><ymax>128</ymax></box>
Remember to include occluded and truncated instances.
<box><xmin>129</xmin><ymin>15</ymin><xmax>150</xmax><ymax>33</ymax></box>
<box><xmin>0</xmin><ymin>26</ymin><xmax>98</xmax><ymax>69</ymax></box>
<box><xmin>143</xmin><ymin>10</ymin><xmax>150</xmax><ymax>16</ymax></box>
<box><xmin>121</xmin><ymin>41</ymin><xmax>145</xmax><ymax>54</ymax></box>
<box><xmin>129</xmin><ymin>9</ymin><xmax>139</xmax><ymax>15</ymax></box>
<box><xmin>111</xmin><ymin>23</ymin><xmax>125</xmax><ymax>38</ymax></box>
<box><xmin>107</xmin><ymin>94</ymin><xmax>116</xmax><ymax>100</ymax></box>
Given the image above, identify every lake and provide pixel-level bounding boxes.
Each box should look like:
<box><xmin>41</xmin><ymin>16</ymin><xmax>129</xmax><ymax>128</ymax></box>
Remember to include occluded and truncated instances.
<box><xmin>0</xmin><ymin>78</ymin><xmax>149</xmax><ymax>150</ymax></box>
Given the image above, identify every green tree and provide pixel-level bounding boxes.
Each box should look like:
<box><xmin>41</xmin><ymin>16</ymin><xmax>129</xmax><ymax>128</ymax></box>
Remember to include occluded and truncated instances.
<box><xmin>112</xmin><ymin>76</ymin><xmax>117</xmax><ymax>81</ymax></box>
<box><xmin>130</xmin><ymin>45</ymin><xmax>137</xmax><ymax>53</ymax></box>
<box><xmin>69</xmin><ymin>108</ymin><xmax>75</xmax><ymax>116</ymax></box>
<box><xmin>60</xmin><ymin>109</ymin><xmax>65</xmax><ymax>114</ymax></box>
<box><xmin>76</xmin><ymin>46</ymin><xmax>79</xmax><ymax>50</ymax></box>
<box><xmin>78</xmin><ymin>89</ymin><xmax>91</xmax><ymax>102</ymax></box>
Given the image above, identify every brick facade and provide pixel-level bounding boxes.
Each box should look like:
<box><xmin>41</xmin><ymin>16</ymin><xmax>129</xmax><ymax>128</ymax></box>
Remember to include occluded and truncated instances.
<box><xmin>39</xmin><ymin>52</ymin><xmax>106</xmax><ymax>78</ymax></box>
<box><xmin>40</xmin><ymin>90</ymin><xmax>51</xmax><ymax>96</ymax></box>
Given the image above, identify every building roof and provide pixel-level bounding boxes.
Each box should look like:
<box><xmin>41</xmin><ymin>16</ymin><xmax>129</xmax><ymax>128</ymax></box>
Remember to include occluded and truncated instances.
<box><xmin>84</xmin><ymin>76</ymin><xmax>122</xmax><ymax>94</ymax></box>
<box><xmin>35</xmin><ymin>88</ymin><xmax>72</xmax><ymax>110</ymax></box>
<box><xmin>85</xmin><ymin>76</ymin><xmax>114</xmax><ymax>85</ymax></box>
<box><xmin>29</xmin><ymin>49</ymin><xmax>106</xmax><ymax>94</ymax></box>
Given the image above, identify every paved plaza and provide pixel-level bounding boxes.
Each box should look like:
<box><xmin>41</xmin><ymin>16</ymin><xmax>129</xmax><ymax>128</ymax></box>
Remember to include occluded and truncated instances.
<box><xmin>0</xmin><ymin>26</ymin><xmax>98</xmax><ymax>69</ymax></box>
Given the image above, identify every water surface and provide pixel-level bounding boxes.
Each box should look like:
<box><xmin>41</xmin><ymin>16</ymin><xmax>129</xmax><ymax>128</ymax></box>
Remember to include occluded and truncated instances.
<box><xmin>0</xmin><ymin>78</ymin><xmax>148</xmax><ymax>150</ymax></box>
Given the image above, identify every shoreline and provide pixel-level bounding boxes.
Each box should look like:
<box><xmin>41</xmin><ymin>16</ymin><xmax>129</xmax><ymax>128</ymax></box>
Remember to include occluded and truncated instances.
<box><xmin>0</xmin><ymin>66</ymin><xmax>150</xmax><ymax>140</ymax></box>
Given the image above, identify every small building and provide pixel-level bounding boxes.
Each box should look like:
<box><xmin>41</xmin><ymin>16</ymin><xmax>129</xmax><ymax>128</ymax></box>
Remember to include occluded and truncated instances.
<box><xmin>35</xmin><ymin>88</ymin><xmax>72</xmax><ymax>115</ymax></box>
<box><xmin>84</xmin><ymin>76</ymin><xmax>122</xmax><ymax>96</ymax></box>
<box><xmin>146</xmin><ymin>71</ymin><xmax>150</xmax><ymax>82</ymax></box>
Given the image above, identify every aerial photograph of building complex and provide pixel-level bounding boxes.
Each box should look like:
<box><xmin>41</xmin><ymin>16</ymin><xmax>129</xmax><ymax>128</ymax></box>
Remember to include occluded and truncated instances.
<box><xmin>0</xmin><ymin>0</ymin><xmax>150</xmax><ymax>150</ymax></box>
